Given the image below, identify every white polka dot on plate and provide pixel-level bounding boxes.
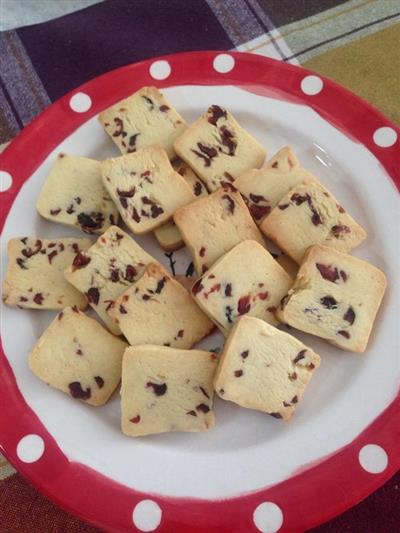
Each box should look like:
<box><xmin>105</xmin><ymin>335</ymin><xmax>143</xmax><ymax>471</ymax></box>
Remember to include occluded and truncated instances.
<box><xmin>373</xmin><ymin>127</ymin><xmax>398</xmax><ymax>147</ymax></box>
<box><xmin>149</xmin><ymin>60</ymin><xmax>171</xmax><ymax>80</ymax></box>
<box><xmin>69</xmin><ymin>92</ymin><xmax>92</xmax><ymax>113</ymax></box>
<box><xmin>17</xmin><ymin>434</ymin><xmax>45</xmax><ymax>463</ymax></box>
<box><xmin>253</xmin><ymin>502</ymin><xmax>283</xmax><ymax>533</ymax></box>
<box><xmin>132</xmin><ymin>499</ymin><xmax>162</xmax><ymax>532</ymax></box>
<box><xmin>0</xmin><ymin>170</ymin><xmax>13</xmax><ymax>192</ymax></box>
<box><xmin>359</xmin><ymin>444</ymin><xmax>388</xmax><ymax>474</ymax></box>
<box><xmin>300</xmin><ymin>75</ymin><xmax>323</xmax><ymax>96</ymax></box>
<box><xmin>213</xmin><ymin>53</ymin><xmax>235</xmax><ymax>74</ymax></box>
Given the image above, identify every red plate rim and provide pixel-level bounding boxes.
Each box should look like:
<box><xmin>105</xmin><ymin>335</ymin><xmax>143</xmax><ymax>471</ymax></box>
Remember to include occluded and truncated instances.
<box><xmin>0</xmin><ymin>51</ymin><xmax>399</xmax><ymax>533</ymax></box>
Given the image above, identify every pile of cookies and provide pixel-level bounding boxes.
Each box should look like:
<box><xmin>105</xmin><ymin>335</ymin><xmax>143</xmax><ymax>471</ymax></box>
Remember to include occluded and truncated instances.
<box><xmin>2</xmin><ymin>86</ymin><xmax>387</xmax><ymax>437</ymax></box>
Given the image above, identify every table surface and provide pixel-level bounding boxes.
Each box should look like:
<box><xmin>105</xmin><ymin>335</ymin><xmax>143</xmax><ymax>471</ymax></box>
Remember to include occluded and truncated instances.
<box><xmin>0</xmin><ymin>0</ymin><xmax>399</xmax><ymax>531</ymax></box>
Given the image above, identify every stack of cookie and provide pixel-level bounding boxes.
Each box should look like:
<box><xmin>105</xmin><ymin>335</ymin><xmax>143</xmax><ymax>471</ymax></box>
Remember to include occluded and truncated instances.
<box><xmin>2</xmin><ymin>86</ymin><xmax>386</xmax><ymax>437</ymax></box>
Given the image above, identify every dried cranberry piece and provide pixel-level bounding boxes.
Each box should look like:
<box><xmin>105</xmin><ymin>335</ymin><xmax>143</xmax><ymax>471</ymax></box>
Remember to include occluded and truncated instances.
<box><xmin>191</xmin><ymin>143</ymin><xmax>218</xmax><ymax>167</ymax></box>
<box><xmin>66</xmin><ymin>204</ymin><xmax>75</xmax><ymax>214</ymax></box>
<box><xmin>192</xmin><ymin>279</ymin><xmax>204</xmax><ymax>295</ymax></box>
<box><xmin>86</xmin><ymin>287</ymin><xmax>100</xmax><ymax>305</ymax></box>
<box><xmin>198</xmin><ymin>247</ymin><xmax>206</xmax><ymax>259</ymax></box>
<box><xmin>187</xmin><ymin>410</ymin><xmax>197</xmax><ymax>417</ymax></box>
<box><xmin>288</xmin><ymin>372</ymin><xmax>297</xmax><ymax>381</ymax></box>
<box><xmin>320</xmin><ymin>296</ymin><xmax>338</xmax><ymax>309</ymax></box>
<box><xmin>95</xmin><ymin>376</ymin><xmax>104</xmax><ymax>388</ymax></box>
<box><xmin>338</xmin><ymin>330</ymin><xmax>350</xmax><ymax>339</ymax></box>
<box><xmin>249</xmin><ymin>204</ymin><xmax>271</xmax><ymax>220</ymax></box>
<box><xmin>21</xmin><ymin>240</ymin><xmax>42</xmax><ymax>258</ymax></box>
<box><xmin>75</xmin><ymin>196</ymin><xmax>81</xmax><ymax>205</ymax></box>
<box><xmin>177</xmin><ymin>329</ymin><xmax>184</xmax><ymax>338</ymax></box>
<box><xmin>199</xmin><ymin>386</ymin><xmax>210</xmax><ymax>399</ymax></box>
<box><xmin>119</xmin><ymin>304</ymin><xmax>127</xmax><ymax>314</ymax></box>
<box><xmin>72</xmin><ymin>252</ymin><xmax>91</xmax><ymax>269</ymax></box>
<box><xmin>119</xmin><ymin>197</ymin><xmax>128</xmax><ymax>209</ymax></box>
<box><xmin>311</xmin><ymin>212</ymin><xmax>322</xmax><ymax>226</ymax></box>
<box><xmin>125</xmin><ymin>265</ymin><xmax>137</xmax><ymax>282</ymax></box>
<box><xmin>146</xmin><ymin>382</ymin><xmax>167</xmax><ymax>396</ymax></box>
<box><xmin>223</xmin><ymin>173</ymin><xmax>235</xmax><ymax>184</ymax></box>
<box><xmin>207</xmin><ymin>105</ymin><xmax>227</xmax><ymax>125</ymax></box>
<box><xmin>219</xmin><ymin>126</ymin><xmax>237</xmax><ymax>156</ymax></box>
<box><xmin>269</xmin><ymin>412</ymin><xmax>283</xmax><ymax>419</ymax></box>
<box><xmin>278</xmin><ymin>203</ymin><xmax>290</xmax><ymax>210</ymax></box>
<box><xmin>331</xmin><ymin>225</ymin><xmax>351</xmax><ymax>237</ymax></box>
<box><xmin>225</xmin><ymin>305</ymin><xmax>233</xmax><ymax>323</ymax></box>
<box><xmin>316</xmin><ymin>263</ymin><xmax>340</xmax><ymax>283</ymax></box>
<box><xmin>50</xmin><ymin>208</ymin><xmax>61</xmax><ymax>215</ymax></box>
<box><xmin>159</xmin><ymin>104</ymin><xmax>170</xmax><ymax>112</ymax></box>
<box><xmin>291</xmin><ymin>193</ymin><xmax>309</xmax><ymax>205</ymax></box>
<box><xmin>337</xmin><ymin>204</ymin><xmax>346</xmax><ymax>213</ymax></box>
<box><xmin>241</xmin><ymin>350</ymin><xmax>249</xmax><ymax>359</ymax></box>
<box><xmin>193</xmin><ymin>181</ymin><xmax>203</xmax><ymax>196</ymax></box>
<box><xmin>222</xmin><ymin>194</ymin><xmax>235</xmax><ymax>213</ymax></box>
<box><xmin>142</xmin><ymin>95</ymin><xmax>154</xmax><ymax>110</ymax></box>
<box><xmin>258</xmin><ymin>291</ymin><xmax>269</xmax><ymax>300</ymax></box>
<box><xmin>225</xmin><ymin>283</ymin><xmax>232</xmax><ymax>297</ymax></box>
<box><xmin>110</xmin><ymin>268</ymin><xmax>120</xmax><ymax>282</ymax></box>
<box><xmin>127</xmin><ymin>133</ymin><xmax>140</xmax><ymax>153</ymax></box>
<box><xmin>155</xmin><ymin>277</ymin><xmax>167</xmax><ymax>294</ymax></box>
<box><xmin>294</xmin><ymin>350</ymin><xmax>306</xmax><ymax>364</ymax></box>
<box><xmin>234</xmin><ymin>369</ymin><xmax>243</xmax><ymax>377</ymax></box>
<box><xmin>117</xmin><ymin>187</ymin><xmax>136</xmax><ymax>198</ymax></box>
<box><xmin>131</xmin><ymin>207</ymin><xmax>141</xmax><ymax>223</ymax></box>
<box><xmin>33</xmin><ymin>293</ymin><xmax>44</xmax><ymax>305</ymax></box>
<box><xmin>112</xmin><ymin>117</ymin><xmax>126</xmax><ymax>137</ymax></box>
<box><xmin>237</xmin><ymin>295</ymin><xmax>251</xmax><ymax>315</ymax></box>
<box><xmin>292</xmin><ymin>395</ymin><xmax>298</xmax><ymax>404</ymax></box>
<box><xmin>77</xmin><ymin>212</ymin><xmax>104</xmax><ymax>233</ymax></box>
<box><xmin>58</xmin><ymin>311</ymin><xmax>64</xmax><ymax>320</ymax></box>
<box><xmin>17</xmin><ymin>258</ymin><xmax>27</xmax><ymax>269</ymax></box>
<box><xmin>68</xmin><ymin>382</ymin><xmax>91</xmax><ymax>400</ymax></box>
<box><xmin>249</xmin><ymin>193</ymin><xmax>266</xmax><ymax>204</ymax></box>
<box><xmin>196</xmin><ymin>403</ymin><xmax>210</xmax><ymax>413</ymax></box>
<box><xmin>343</xmin><ymin>306</ymin><xmax>355</xmax><ymax>325</ymax></box>
<box><xmin>150</xmin><ymin>205</ymin><xmax>164</xmax><ymax>218</ymax></box>
<box><xmin>47</xmin><ymin>250</ymin><xmax>58</xmax><ymax>264</ymax></box>
<box><xmin>19</xmin><ymin>296</ymin><xmax>28</xmax><ymax>302</ymax></box>
<box><xmin>130</xmin><ymin>415</ymin><xmax>141</xmax><ymax>423</ymax></box>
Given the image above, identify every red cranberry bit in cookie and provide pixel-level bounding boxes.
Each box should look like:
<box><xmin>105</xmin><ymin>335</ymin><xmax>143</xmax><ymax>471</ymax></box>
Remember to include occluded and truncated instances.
<box><xmin>225</xmin><ymin>283</ymin><xmax>232</xmax><ymax>297</ymax></box>
<box><xmin>338</xmin><ymin>330</ymin><xmax>350</xmax><ymax>339</ymax></box>
<box><xmin>249</xmin><ymin>204</ymin><xmax>271</xmax><ymax>220</ymax></box>
<box><xmin>193</xmin><ymin>181</ymin><xmax>203</xmax><ymax>196</ymax></box>
<box><xmin>288</xmin><ymin>372</ymin><xmax>297</xmax><ymax>381</ymax></box>
<box><xmin>126</xmin><ymin>134</ymin><xmax>140</xmax><ymax>153</ymax></box>
<box><xmin>278</xmin><ymin>203</ymin><xmax>290</xmax><ymax>210</ymax></box>
<box><xmin>110</xmin><ymin>268</ymin><xmax>120</xmax><ymax>282</ymax></box>
<box><xmin>249</xmin><ymin>193</ymin><xmax>267</xmax><ymax>204</ymax></box>
<box><xmin>142</xmin><ymin>95</ymin><xmax>154</xmax><ymax>110</ymax></box>
<box><xmin>258</xmin><ymin>291</ymin><xmax>269</xmax><ymax>301</ymax></box>
<box><xmin>77</xmin><ymin>212</ymin><xmax>104</xmax><ymax>233</ymax></box>
<box><xmin>199</xmin><ymin>386</ymin><xmax>210</xmax><ymax>399</ymax></box>
<box><xmin>47</xmin><ymin>250</ymin><xmax>58</xmax><ymax>264</ymax></box>
<box><xmin>331</xmin><ymin>225</ymin><xmax>351</xmax><ymax>238</ymax></box>
<box><xmin>155</xmin><ymin>277</ymin><xmax>167</xmax><ymax>294</ymax></box>
<box><xmin>94</xmin><ymin>376</ymin><xmax>104</xmax><ymax>388</ymax></box>
<box><xmin>17</xmin><ymin>258</ymin><xmax>27</xmax><ymax>269</ymax></box>
<box><xmin>130</xmin><ymin>415</ymin><xmax>141</xmax><ymax>423</ymax></box>
<box><xmin>72</xmin><ymin>252</ymin><xmax>91</xmax><ymax>269</ymax></box>
<box><xmin>187</xmin><ymin>410</ymin><xmax>197</xmax><ymax>417</ymax></box>
<box><xmin>131</xmin><ymin>207</ymin><xmax>141</xmax><ymax>223</ymax></box>
<box><xmin>50</xmin><ymin>208</ymin><xmax>61</xmax><ymax>215</ymax></box>
<box><xmin>343</xmin><ymin>306</ymin><xmax>355</xmax><ymax>325</ymax></box>
<box><xmin>112</xmin><ymin>118</ymin><xmax>126</xmax><ymax>138</ymax></box>
<box><xmin>22</xmin><ymin>239</ymin><xmax>42</xmax><ymax>258</ymax></box>
<box><xmin>68</xmin><ymin>382</ymin><xmax>91</xmax><ymax>400</ymax></box>
<box><xmin>222</xmin><ymin>194</ymin><xmax>235</xmax><ymax>213</ymax></box>
<box><xmin>237</xmin><ymin>295</ymin><xmax>251</xmax><ymax>315</ymax></box>
<box><xmin>177</xmin><ymin>329</ymin><xmax>184</xmax><ymax>338</ymax></box>
<box><xmin>196</xmin><ymin>403</ymin><xmax>210</xmax><ymax>413</ymax></box>
<box><xmin>234</xmin><ymin>369</ymin><xmax>243</xmax><ymax>377</ymax></box>
<box><xmin>124</xmin><ymin>265</ymin><xmax>137</xmax><ymax>282</ymax></box>
<box><xmin>320</xmin><ymin>296</ymin><xmax>338</xmax><ymax>309</ymax></box>
<box><xmin>146</xmin><ymin>382</ymin><xmax>167</xmax><ymax>396</ymax></box>
<box><xmin>225</xmin><ymin>305</ymin><xmax>234</xmax><ymax>323</ymax></box>
<box><xmin>86</xmin><ymin>287</ymin><xmax>100</xmax><ymax>305</ymax></box>
<box><xmin>199</xmin><ymin>246</ymin><xmax>206</xmax><ymax>258</ymax></box>
<box><xmin>159</xmin><ymin>104</ymin><xmax>170</xmax><ymax>112</ymax></box>
<box><xmin>119</xmin><ymin>304</ymin><xmax>127</xmax><ymax>314</ymax></box>
<box><xmin>316</xmin><ymin>263</ymin><xmax>340</xmax><ymax>283</ymax></box>
<box><xmin>240</xmin><ymin>350</ymin><xmax>249</xmax><ymax>359</ymax></box>
<box><xmin>269</xmin><ymin>412</ymin><xmax>283</xmax><ymax>419</ymax></box>
<box><xmin>293</xmin><ymin>350</ymin><xmax>306</xmax><ymax>364</ymax></box>
<box><xmin>208</xmin><ymin>105</ymin><xmax>227</xmax><ymax>125</ymax></box>
<box><xmin>192</xmin><ymin>279</ymin><xmax>204</xmax><ymax>296</ymax></box>
<box><xmin>33</xmin><ymin>293</ymin><xmax>44</xmax><ymax>305</ymax></box>
<box><xmin>191</xmin><ymin>143</ymin><xmax>218</xmax><ymax>167</ymax></box>
<box><xmin>219</xmin><ymin>126</ymin><xmax>237</xmax><ymax>156</ymax></box>
<box><xmin>117</xmin><ymin>187</ymin><xmax>136</xmax><ymax>198</ymax></box>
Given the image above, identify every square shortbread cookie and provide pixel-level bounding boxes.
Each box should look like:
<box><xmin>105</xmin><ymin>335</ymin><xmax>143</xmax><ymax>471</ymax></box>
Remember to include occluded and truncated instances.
<box><xmin>121</xmin><ymin>345</ymin><xmax>217</xmax><ymax>436</ymax></box>
<box><xmin>29</xmin><ymin>306</ymin><xmax>127</xmax><ymax>406</ymax></box>
<box><xmin>174</xmin><ymin>105</ymin><xmax>266</xmax><ymax>191</ymax></box>
<box><xmin>260</xmin><ymin>179</ymin><xmax>367</xmax><ymax>264</ymax></box>
<box><xmin>192</xmin><ymin>240</ymin><xmax>293</xmax><ymax>334</ymax></box>
<box><xmin>234</xmin><ymin>146</ymin><xmax>316</xmax><ymax>224</ymax></box>
<box><xmin>36</xmin><ymin>154</ymin><xmax>119</xmax><ymax>234</ymax></box>
<box><xmin>277</xmin><ymin>245</ymin><xmax>387</xmax><ymax>352</ymax></box>
<box><xmin>101</xmin><ymin>145</ymin><xmax>195</xmax><ymax>234</ymax></box>
<box><xmin>174</xmin><ymin>184</ymin><xmax>265</xmax><ymax>275</ymax></box>
<box><xmin>108</xmin><ymin>262</ymin><xmax>213</xmax><ymax>347</ymax></box>
<box><xmin>64</xmin><ymin>226</ymin><xmax>156</xmax><ymax>334</ymax></box>
<box><xmin>214</xmin><ymin>316</ymin><xmax>320</xmax><ymax>420</ymax></box>
<box><xmin>98</xmin><ymin>86</ymin><xmax>187</xmax><ymax>159</ymax></box>
<box><xmin>2</xmin><ymin>236</ymin><xmax>91</xmax><ymax>310</ymax></box>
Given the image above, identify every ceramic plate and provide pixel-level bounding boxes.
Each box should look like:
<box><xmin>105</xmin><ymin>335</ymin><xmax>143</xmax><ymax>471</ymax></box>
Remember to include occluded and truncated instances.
<box><xmin>0</xmin><ymin>51</ymin><xmax>399</xmax><ymax>533</ymax></box>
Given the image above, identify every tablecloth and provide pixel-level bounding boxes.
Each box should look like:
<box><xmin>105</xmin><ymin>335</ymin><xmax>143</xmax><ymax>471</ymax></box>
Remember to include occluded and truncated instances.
<box><xmin>0</xmin><ymin>0</ymin><xmax>399</xmax><ymax>531</ymax></box>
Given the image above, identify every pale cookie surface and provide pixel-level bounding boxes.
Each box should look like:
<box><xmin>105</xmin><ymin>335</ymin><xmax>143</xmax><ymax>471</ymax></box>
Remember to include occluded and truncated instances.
<box><xmin>36</xmin><ymin>154</ymin><xmax>119</xmax><ymax>234</ymax></box>
<box><xmin>174</xmin><ymin>105</ymin><xmax>266</xmax><ymax>191</ymax></box>
<box><xmin>174</xmin><ymin>185</ymin><xmax>265</xmax><ymax>275</ymax></box>
<box><xmin>64</xmin><ymin>226</ymin><xmax>156</xmax><ymax>334</ymax></box>
<box><xmin>29</xmin><ymin>306</ymin><xmax>127</xmax><ymax>406</ymax></box>
<box><xmin>108</xmin><ymin>263</ymin><xmax>213</xmax><ymax>347</ymax></box>
<box><xmin>260</xmin><ymin>178</ymin><xmax>367</xmax><ymax>263</ymax></box>
<box><xmin>234</xmin><ymin>146</ymin><xmax>316</xmax><ymax>224</ymax></box>
<box><xmin>121</xmin><ymin>345</ymin><xmax>217</xmax><ymax>436</ymax></box>
<box><xmin>278</xmin><ymin>245</ymin><xmax>387</xmax><ymax>352</ymax></box>
<box><xmin>192</xmin><ymin>240</ymin><xmax>292</xmax><ymax>334</ymax></box>
<box><xmin>98</xmin><ymin>86</ymin><xmax>187</xmax><ymax>159</ymax></box>
<box><xmin>2</xmin><ymin>237</ymin><xmax>91</xmax><ymax>310</ymax></box>
<box><xmin>214</xmin><ymin>316</ymin><xmax>320</xmax><ymax>420</ymax></box>
<box><xmin>101</xmin><ymin>146</ymin><xmax>195</xmax><ymax>234</ymax></box>
<box><xmin>153</xmin><ymin>160</ymin><xmax>207</xmax><ymax>251</ymax></box>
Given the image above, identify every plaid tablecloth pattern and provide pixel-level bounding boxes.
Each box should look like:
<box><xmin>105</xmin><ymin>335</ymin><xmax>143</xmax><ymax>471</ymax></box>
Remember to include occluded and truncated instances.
<box><xmin>0</xmin><ymin>0</ymin><xmax>399</xmax><ymax>531</ymax></box>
